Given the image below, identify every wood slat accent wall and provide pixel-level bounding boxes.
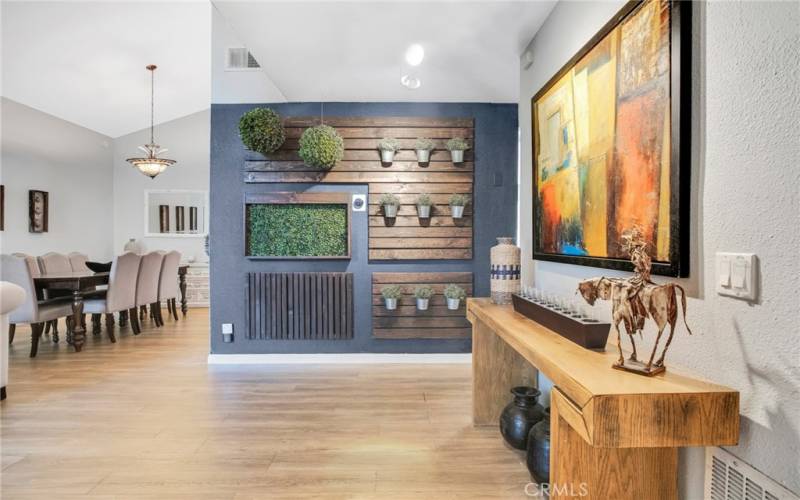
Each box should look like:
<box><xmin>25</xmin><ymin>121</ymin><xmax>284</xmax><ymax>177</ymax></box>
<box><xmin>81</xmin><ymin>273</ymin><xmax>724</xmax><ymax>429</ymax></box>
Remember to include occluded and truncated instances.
<box><xmin>243</xmin><ymin>116</ymin><xmax>474</xmax><ymax>260</ymax></box>
<box><xmin>372</xmin><ymin>272</ymin><xmax>472</xmax><ymax>339</ymax></box>
<box><xmin>246</xmin><ymin>272</ymin><xmax>354</xmax><ymax>340</ymax></box>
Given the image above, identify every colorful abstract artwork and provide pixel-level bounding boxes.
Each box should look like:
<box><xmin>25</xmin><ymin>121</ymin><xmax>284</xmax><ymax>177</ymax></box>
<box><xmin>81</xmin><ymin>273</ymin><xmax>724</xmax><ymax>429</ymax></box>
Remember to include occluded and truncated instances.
<box><xmin>532</xmin><ymin>0</ymin><xmax>689</xmax><ymax>276</ymax></box>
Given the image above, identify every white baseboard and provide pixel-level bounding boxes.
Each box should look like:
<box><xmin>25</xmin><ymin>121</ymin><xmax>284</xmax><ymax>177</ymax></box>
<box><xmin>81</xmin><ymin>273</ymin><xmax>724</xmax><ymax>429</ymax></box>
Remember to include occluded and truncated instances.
<box><xmin>207</xmin><ymin>353</ymin><xmax>472</xmax><ymax>365</ymax></box>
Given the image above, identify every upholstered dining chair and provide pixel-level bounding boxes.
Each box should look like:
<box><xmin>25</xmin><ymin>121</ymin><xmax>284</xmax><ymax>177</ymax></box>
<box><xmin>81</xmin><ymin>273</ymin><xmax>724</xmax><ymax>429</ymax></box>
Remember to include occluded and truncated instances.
<box><xmin>157</xmin><ymin>251</ymin><xmax>182</xmax><ymax>322</ymax></box>
<box><xmin>136</xmin><ymin>252</ymin><xmax>165</xmax><ymax>328</ymax></box>
<box><xmin>83</xmin><ymin>253</ymin><xmax>141</xmax><ymax>343</ymax></box>
<box><xmin>1</xmin><ymin>255</ymin><xmax>74</xmax><ymax>357</ymax></box>
<box><xmin>67</xmin><ymin>252</ymin><xmax>90</xmax><ymax>273</ymax></box>
<box><xmin>13</xmin><ymin>253</ymin><xmax>62</xmax><ymax>342</ymax></box>
<box><xmin>38</xmin><ymin>252</ymin><xmax>72</xmax><ymax>275</ymax></box>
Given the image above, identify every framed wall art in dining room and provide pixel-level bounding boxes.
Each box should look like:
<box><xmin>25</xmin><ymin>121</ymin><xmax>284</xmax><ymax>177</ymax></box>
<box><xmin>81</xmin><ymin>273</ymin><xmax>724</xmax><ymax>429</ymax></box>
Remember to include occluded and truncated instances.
<box><xmin>28</xmin><ymin>189</ymin><xmax>49</xmax><ymax>233</ymax></box>
<box><xmin>531</xmin><ymin>0</ymin><xmax>691</xmax><ymax>277</ymax></box>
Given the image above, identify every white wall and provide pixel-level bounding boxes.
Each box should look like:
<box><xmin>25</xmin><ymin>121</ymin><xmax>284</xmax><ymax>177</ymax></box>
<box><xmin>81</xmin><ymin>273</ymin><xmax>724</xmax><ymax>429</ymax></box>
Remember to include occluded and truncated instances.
<box><xmin>211</xmin><ymin>6</ymin><xmax>286</xmax><ymax>104</ymax></box>
<box><xmin>0</xmin><ymin>98</ymin><xmax>114</xmax><ymax>260</ymax></box>
<box><xmin>519</xmin><ymin>1</ymin><xmax>799</xmax><ymax>496</ymax></box>
<box><xmin>112</xmin><ymin>110</ymin><xmax>210</xmax><ymax>262</ymax></box>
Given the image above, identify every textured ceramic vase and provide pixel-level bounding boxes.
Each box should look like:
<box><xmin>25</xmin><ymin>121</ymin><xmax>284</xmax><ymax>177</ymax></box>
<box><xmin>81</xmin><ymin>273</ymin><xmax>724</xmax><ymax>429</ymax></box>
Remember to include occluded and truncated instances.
<box><xmin>499</xmin><ymin>386</ymin><xmax>545</xmax><ymax>450</ymax></box>
<box><xmin>491</xmin><ymin>237</ymin><xmax>520</xmax><ymax>304</ymax></box>
<box><xmin>526</xmin><ymin>407</ymin><xmax>551</xmax><ymax>483</ymax></box>
<box><xmin>123</xmin><ymin>238</ymin><xmax>146</xmax><ymax>255</ymax></box>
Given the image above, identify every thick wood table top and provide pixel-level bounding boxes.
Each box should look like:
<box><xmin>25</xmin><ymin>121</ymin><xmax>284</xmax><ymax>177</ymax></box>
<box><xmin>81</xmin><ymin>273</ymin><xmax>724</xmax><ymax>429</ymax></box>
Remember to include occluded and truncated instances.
<box><xmin>467</xmin><ymin>298</ymin><xmax>739</xmax><ymax>448</ymax></box>
<box><xmin>35</xmin><ymin>272</ymin><xmax>109</xmax><ymax>291</ymax></box>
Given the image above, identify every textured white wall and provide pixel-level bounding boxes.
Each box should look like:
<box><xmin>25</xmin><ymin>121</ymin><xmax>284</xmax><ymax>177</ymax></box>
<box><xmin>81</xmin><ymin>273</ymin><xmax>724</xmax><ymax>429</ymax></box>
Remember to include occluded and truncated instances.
<box><xmin>112</xmin><ymin>110</ymin><xmax>210</xmax><ymax>262</ymax></box>
<box><xmin>0</xmin><ymin>98</ymin><xmax>114</xmax><ymax>260</ymax></box>
<box><xmin>519</xmin><ymin>1</ymin><xmax>800</xmax><ymax>496</ymax></box>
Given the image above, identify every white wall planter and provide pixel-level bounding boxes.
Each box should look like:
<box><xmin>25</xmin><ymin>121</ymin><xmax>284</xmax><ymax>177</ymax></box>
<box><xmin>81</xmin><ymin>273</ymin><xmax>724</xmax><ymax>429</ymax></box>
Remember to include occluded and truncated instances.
<box><xmin>416</xmin><ymin>298</ymin><xmax>430</xmax><ymax>311</ymax></box>
<box><xmin>383</xmin><ymin>204</ymin><xmax>399</xmax><ymax>217</ymax></box>
<box><xmin>380</xmin><ymin>150</ymin><xmax>395</xmax><ymax>163</ymax></box>
<box><xmin>450</xmin><ymin>149</ymin><xmax>465</xmax><ymax>163</ymax></box>
<box><xmin>384</xmin><ymin>298</ymin><xmax>398</xmax><ymax>310</ymax></box>
<box><xmin>416</xmin><ymin>149</ymin><xmax>431</xmax><ymax>164</ymax></box>
<box><xmin>451</xmin><ymin>205</ymin><xmax>465</xmax><ymax>218</ymax></box>
<box><xmin>417</xmin><ymin>204</ymin><xmax>431</xmax><ymax>218</ymax></box>
<box><xmin>446</xmin><ymin>298</ymin><xmax>461</xmax><ymax>310</ymax></box>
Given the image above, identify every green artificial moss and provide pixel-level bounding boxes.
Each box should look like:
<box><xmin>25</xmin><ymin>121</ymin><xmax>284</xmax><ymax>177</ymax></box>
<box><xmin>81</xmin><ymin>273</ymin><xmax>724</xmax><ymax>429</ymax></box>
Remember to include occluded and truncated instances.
<box><xmin>247</xmin><ymin>204</ymin><xmax>348</xmax><ymax>257</ymax></box>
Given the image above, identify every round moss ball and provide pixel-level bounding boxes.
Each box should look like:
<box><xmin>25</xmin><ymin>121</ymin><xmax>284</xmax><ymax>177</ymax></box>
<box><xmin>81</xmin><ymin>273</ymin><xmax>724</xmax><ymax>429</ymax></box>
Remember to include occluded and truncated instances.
<box><xmin>238</xmin><ymin>108</ymin><xmax>286</xmax><ymax>155</ymax></box>
<box><xmin>298</xmin><ymin>125</ymin><xmax>344</xmax><ymax>170</ymax></box>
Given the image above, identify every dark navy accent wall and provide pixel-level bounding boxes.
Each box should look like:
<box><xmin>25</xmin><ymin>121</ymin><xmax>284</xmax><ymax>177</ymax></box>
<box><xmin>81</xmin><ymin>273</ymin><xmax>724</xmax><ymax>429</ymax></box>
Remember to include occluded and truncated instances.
<box><xmin>210</xmin><ymin>102</ymin><xmax>518</xmax><ymax>354</ymax></box>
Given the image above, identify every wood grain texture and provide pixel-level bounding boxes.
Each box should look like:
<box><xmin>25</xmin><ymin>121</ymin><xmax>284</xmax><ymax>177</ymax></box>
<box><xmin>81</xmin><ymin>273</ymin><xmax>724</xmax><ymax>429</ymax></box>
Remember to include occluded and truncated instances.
<box><xmin>372</xmin><ymin>272</ymin><xmax>472</xmax><ymax>339</ymax></box>
<box><xmin>1</xmin><ymin>313</ymin><xmax>533</xmax><ymax>498</ymax></box>
<box><xmin>242</xmin><ymin>116</ymin><xmax>474</xmax><ymax>260</ymax></box>
<box><xmin>469</xmin><ymin>299</ymin><xmax>740</xmax><ymax>500</ymax></box>
<box><xmin>472</xmin><ymin>319</ymin><xmax>538</xmax><ymax>426</ymax></box>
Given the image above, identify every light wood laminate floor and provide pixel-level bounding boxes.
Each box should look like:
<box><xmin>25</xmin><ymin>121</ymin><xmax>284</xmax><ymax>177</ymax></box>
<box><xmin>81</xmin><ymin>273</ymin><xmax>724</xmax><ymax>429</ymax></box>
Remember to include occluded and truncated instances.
<box><xmin>1</xmin><ymin>310</ymin><xmax>531</xmax><ymax>499</ymax></box>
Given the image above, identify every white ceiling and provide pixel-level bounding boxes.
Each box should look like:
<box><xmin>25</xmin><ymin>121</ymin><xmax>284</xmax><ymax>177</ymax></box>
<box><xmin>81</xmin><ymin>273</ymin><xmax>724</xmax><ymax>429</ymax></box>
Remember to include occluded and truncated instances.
<box><xmin>1</xmin><ymin>1</ymin><xmax>211</xmax><ymax>138</ymax></box>
<box><xmin>212</xmin><ymin>0</ymin><xmax>556</xmax><ymax>103</ymax></box>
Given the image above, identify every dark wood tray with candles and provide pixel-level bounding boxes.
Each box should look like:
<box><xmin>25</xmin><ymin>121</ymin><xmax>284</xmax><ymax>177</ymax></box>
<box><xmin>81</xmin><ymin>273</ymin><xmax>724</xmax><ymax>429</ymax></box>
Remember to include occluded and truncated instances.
<box><xmin>511</xmin><ymin>294</ymin><xmax>610</xmax><ymax>350</ymax></box>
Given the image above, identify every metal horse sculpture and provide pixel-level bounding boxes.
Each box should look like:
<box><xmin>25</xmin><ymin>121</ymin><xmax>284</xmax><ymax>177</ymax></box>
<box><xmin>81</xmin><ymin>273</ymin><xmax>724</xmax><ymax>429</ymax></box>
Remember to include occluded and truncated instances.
<box><xmin>577</xmin><ymin>228</ymin><xmax>692</xmax><ymax>375</ymax></box>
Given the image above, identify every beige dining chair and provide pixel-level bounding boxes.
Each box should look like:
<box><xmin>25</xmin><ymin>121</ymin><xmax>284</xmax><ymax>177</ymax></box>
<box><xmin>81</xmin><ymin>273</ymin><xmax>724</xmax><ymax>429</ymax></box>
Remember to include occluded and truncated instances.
<box><xmin>13</xmin><ymin>253</ymin><xmax>63</xmax><ymax>342</ymax></box>
<box><xmin>1</xmin><ymin>255</ymin><xmax>74</xmax><ymax>357</ymax></box>
<box><xmin>157</xmin><ymin>251</ymin><xmax>182</xmax><ymax>322</ymax></box>
<box><xmin>68</xmin><ymin>252</ymin><xmax>90</xmax><ymax>273</ymax></box>
<box><xmin>136</xmin><ymin>252</ymin><xmax>165</xmax><ymax>328</ymax></box>
<box><xmin>38</xmin><ymin>252</ymin><xmax>72</xmax><ymax>274</ymax></box>
<box><xmin>83</xmin><ymin>253</ymin><xmax>141</xmax><ymax>343</ymax></box>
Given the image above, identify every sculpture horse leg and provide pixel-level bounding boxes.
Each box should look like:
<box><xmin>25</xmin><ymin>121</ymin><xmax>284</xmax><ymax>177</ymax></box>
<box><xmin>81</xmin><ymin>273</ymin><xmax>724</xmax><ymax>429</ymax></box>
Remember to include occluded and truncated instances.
<box><xmin>612</xmin><ymin>321</ymin><xmax>625</xmax><ymax>366</ymax></box>
<box><xmin>624</xmin><ymin>324</ymin><xmax>638</xmax><ymax>362</ymax></box>
<box><xmin>646</xmin><ymin>325</ymin><xmax>666</xmax><ymax>370</ymax></box>
<box><xmin>655</xmin><ymin>320</ymin><xmax>678</xmax><ymax>367</ymax></box>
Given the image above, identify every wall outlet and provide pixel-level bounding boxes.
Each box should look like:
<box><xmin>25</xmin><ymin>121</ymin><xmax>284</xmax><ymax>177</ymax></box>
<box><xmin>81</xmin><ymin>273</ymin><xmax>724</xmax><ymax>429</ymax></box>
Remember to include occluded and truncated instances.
<box><xmin>221</xmin><ymin>323</ymin><xmax>234</xmax><ymax>343</ymax></box>
<box><xmin>715</xmin><ymin>252</ymin><xmax>758</xmax><ymax>301</ymax></box>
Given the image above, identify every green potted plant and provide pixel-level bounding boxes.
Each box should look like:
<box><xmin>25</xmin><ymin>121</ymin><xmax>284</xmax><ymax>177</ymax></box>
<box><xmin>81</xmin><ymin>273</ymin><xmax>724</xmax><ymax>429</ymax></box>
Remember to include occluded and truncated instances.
<box><xmin>446</xmin><ymin>137</ymin><xmax>470</xmax><ymax>163</ymax></box>
<box><xmin>381</xmin><ymin>285</ymin><xmax>403</xmax><ymax>311</ymax></box>
<box><xmin>298</xmin><ymin>125</ymin><xmax>344</xmax><ymax>169</ymax></box>
<box><xmin>238</xmin><ymin>108</ymin><xmax>286</xmax><ymax>155</ymax></box>
<box><xmin>414</xmin><ymin>138</ymin><xmax>436</xmax><ymax>165</ymax></box>
<box><xmin>416</xmin><ymin>193</ymin><xmax>432</xmax><ymax>218</ymax></box>
<box><xmin>378</xmin><ymin>193</ymin><xmax>400</xmax><ymax>218</ymax></box>
<box><xmin>414</xmin><ymin>285</ymin><xmax>434</xmax><ymax>311</ymax></box>
<box><xmin>449</xmin><ymin>194</ymin><xmax>469</xmax><ymax>219</ymax></box>
<box><xmin>443</xmin><ymin>284</ymin><xmax>467</xmax><ymax>310</ymax></box>
<box><xmin>377</xmin><ymin>137</ymin><xmax>401</xmax><ymax>164</ymax></box>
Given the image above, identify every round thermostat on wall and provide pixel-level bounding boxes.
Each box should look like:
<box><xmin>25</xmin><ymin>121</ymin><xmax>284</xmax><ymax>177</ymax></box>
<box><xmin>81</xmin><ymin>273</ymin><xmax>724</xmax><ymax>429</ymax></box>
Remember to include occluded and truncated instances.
<box><xmin>352</xmin><ymin>194</ymin><xmax>366</xmax><ymax>211</ymax></box>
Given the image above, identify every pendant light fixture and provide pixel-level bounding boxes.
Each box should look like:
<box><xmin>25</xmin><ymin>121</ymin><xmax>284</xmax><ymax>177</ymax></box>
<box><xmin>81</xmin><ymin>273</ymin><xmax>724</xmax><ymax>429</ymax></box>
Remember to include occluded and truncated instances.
<box><xmin>127</xmin><ymin>64</ymin><xmax>176</xmax><ymax>178</ymax></box>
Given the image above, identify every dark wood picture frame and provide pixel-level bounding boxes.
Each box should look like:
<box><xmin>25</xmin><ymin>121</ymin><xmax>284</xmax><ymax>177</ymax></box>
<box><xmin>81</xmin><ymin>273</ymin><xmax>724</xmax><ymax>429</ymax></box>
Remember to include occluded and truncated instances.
<box><xmin>0</xmin><ymin>185</ymin><xmax>4</xmax><ymax>231</ymax></box>
<box><xmin>531</xmin><ymin>0</ymin><xmax>691</xmax><ymax>277</ymax></box>
<box><xmin>244</xmin><ymin>192</ymin><xmax>352</xmax><ymax>260</ymax></box>
<box><xmin>28</xmin><ymin>190</ymin><xmax>49</xmax><ymax>233</ymax></box>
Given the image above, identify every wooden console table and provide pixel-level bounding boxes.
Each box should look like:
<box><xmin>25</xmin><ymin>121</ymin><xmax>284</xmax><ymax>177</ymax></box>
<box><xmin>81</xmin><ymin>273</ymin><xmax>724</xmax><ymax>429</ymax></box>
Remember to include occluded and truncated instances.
<box><xmin>467</xmin><ymin>298</ymin><xmax>739</xmax><ymax>500</ymax></box>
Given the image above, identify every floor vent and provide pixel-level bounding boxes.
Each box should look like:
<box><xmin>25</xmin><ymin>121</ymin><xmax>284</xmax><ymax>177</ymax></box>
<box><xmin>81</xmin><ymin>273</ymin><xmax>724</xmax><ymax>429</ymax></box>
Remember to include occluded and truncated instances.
<box><xmin>705</xmin><ymin>447</ymin><xmax>798</xmax><ymax>500</ymax></box>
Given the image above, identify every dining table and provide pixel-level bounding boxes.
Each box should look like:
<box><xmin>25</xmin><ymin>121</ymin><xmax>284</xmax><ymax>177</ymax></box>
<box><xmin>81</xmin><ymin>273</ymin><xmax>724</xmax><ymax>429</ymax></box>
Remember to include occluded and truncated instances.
<box><xmin>34</xmin><ymin>265</ymin><xmax>190</xmax><ymax>353</ymax></box>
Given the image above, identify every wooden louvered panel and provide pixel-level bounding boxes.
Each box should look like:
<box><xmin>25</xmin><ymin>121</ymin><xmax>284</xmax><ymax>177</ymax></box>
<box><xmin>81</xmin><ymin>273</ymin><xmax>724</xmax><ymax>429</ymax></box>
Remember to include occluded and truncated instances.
<box><xmin>246</xmin><ymin>272</ymin><xmax>353</xmax><ymax>340</ymax></box>
<box><xmin>371</xmin><ymin>272</ymin><xmax>472</xmax><ymax>339</ymax></box>
<box><xmin>242</xmin><ymin>116</ymin><xmax>474</xmax><ymax>260</ymax></box>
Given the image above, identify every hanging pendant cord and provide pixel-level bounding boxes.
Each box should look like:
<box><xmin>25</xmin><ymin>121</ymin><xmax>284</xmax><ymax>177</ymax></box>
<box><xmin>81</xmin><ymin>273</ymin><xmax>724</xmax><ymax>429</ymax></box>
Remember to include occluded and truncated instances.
<box><xmin>150</xmin><ymin>67</ymin><xmax>155</xmax><ymax>145</ymax></box>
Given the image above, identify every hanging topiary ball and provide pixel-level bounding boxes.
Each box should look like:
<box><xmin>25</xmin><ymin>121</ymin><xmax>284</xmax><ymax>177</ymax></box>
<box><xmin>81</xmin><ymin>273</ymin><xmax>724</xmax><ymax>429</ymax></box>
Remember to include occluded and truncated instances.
<box><xmin>238</xmin><ymin>107</ymin><xmax>286</xmax><ymax>155</ymax></box>
<box><xmin>298</xmin><ymin>124</ymin><xmax>344</xmax><ymax>170</ymax></box>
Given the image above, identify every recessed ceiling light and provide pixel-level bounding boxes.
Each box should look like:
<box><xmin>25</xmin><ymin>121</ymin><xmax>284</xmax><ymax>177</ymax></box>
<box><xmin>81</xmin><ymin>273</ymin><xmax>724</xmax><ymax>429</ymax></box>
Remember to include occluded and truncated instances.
<box><xmin>405</xmin><ymin>44</ymin><xmax>425</xmax><ymax>66</ymax></box>
<box><xmin>401</xmin><ymin>75</ymin><xmax>421</xmax><ymax>89</ymax></box>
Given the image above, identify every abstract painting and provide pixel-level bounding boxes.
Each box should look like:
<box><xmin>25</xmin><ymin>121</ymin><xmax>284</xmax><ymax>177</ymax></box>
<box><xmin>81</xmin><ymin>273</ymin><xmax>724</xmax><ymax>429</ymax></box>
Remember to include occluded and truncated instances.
<box><xmin>532</xmin><ymin>0</ymin><xmax>690</xmax><ymax>276</ymax></box>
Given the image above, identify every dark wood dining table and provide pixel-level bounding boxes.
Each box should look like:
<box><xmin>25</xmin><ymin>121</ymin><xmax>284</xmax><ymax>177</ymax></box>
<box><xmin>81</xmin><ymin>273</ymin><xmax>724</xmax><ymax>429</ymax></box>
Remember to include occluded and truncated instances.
<box><xmin>34</xmin><ymin>265</ymin><xmax>189</xmax><ymax>353</ymax></box>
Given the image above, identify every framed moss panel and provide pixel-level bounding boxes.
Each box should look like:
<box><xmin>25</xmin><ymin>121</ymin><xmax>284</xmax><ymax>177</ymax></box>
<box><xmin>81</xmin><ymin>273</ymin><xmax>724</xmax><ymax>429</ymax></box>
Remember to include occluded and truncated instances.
<box><xmin>244</xmin><ymin>192</ymin><xmax>351</xmax><ymax>259</ymax></box>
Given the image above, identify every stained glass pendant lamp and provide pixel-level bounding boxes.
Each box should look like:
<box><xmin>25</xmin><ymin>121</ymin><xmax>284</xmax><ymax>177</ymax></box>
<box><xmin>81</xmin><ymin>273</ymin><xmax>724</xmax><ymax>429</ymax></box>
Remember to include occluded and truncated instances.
<box><xmin>127</xmin><ymin>64</ymin><xmax>176</xmax><ymax>178</ymax></box>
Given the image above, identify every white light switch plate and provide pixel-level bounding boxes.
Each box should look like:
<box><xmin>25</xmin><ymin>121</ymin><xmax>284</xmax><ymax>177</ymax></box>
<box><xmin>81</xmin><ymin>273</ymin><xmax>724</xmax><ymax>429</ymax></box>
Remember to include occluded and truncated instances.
<box><xmin>221</xmin><ymin>323</ymin><xmax>233</xmax><ymax>334</ymax></box>
<box><xmin>352</xmin><ymin>194</ymin><xmax>367</xmax><ymax>212</ymax></box>
<box><xmin>715</xmin><ymin>252</ymin><xmax>757</xmax><ymax>301</ymax></box>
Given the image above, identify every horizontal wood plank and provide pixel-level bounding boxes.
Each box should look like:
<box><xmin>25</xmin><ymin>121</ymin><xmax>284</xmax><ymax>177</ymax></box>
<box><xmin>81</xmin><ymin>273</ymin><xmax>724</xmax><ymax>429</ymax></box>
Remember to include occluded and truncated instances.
<box><xmin>245</xmin><ymin>161</ymin><xmax>474</xmax><ymax>173</ymax></box>
<box><xmin>372</xmin><ymin>305</ymin><xmax>466</xmax><ymax>317</ymax></box>
<box><xmin>369</xmin><ymin>183</ymin><xmax>472</xmax><ymax>194</ymax></box>
<box><xmin>369</xmin><ymin>237</ymin><xmax>471</xmax><ymax>249</ymax></box>
<box><xmin>372</xmin><ymin>295</ymin><xmax>466</xmax><ymax>306</ymax></box>
<box><xmin>372</xmin><ymin>272</ymin><xmax>473</xmax><ymax>284</ymax></box>
<box><xmin>369</xmin><ymin>205</ymin><xmax>472</xmax><ymax>217</ymax></box>
<box><xmin>373</xmin><ymin>317</ymin><xmax>470</xmax><ymax>328</ymax></box>
<box><xmin>284</xmin><ymin>127</ymin><xmax>472</xmax><ymax>139</ymax></box>
<box><xmin>371</xmin><ymin>284</ymin><xmax>474</xmax><ymax>295</ymax></box>
<box><xmin>373</xmin><ymin>328</ymin><xmax>471</xmax><ymax>339</ymax></box>
<box><xmin>368</xmin><ymin>194</ymin><xmax>471</xmax><ymax>205</ymax></box>
<box><xmin>370</xmin><ymin>249</ymin><xmax>472</xmax><ymax>260</ymax></box>
<box><xmin>263</xmin><ymin>148</ymin><xmax>472</xmax><ymax>163</ymax></box>
<box><xmin>369</xmin><ymin>227</ymin><xmax>472</xmax><ymax>238</ymax></box>
<box><xmin>369</xmin><ymin>216</ymin><xmax>472</xmax><ymax>227</ymax></box>
<box><xmin>244</xmin><ymin>171</ymin><xmax>473</xmax><ymax>184</ymax></box>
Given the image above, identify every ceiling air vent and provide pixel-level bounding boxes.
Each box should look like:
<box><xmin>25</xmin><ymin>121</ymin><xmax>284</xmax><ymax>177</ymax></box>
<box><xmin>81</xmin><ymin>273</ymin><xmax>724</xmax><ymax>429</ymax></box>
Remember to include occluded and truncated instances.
<box><xmin>705</xmin><ymin>447</ymin><xmax>798</xmax><ymax>500</ymax></box>
<box><xmin>226</xmin><ymin>47</ymin><xmax>260</xmax><ymax>71</ymax></box>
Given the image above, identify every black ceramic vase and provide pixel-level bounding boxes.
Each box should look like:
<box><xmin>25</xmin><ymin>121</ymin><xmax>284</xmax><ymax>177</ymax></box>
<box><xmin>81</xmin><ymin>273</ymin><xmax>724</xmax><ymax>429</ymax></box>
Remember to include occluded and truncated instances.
<box><xmin>526</xmin><ymin>406</ymin><xmax>551</xmax><ymax>483</ymax></box>
<box><xmin>499</xmin><ymin>386</ymin><xmax>545</xmax><ymax>450</ymax></box>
